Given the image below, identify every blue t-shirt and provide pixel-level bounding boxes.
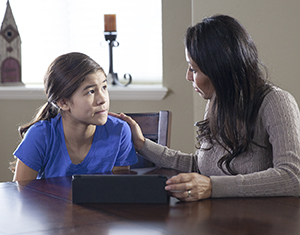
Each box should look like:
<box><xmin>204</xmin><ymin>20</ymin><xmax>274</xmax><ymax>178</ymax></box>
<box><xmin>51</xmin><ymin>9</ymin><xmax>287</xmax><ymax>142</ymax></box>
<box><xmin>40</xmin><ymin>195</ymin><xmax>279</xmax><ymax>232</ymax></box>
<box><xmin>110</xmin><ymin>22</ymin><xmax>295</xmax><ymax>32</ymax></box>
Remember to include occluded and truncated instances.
<box><xmin>14</xmin><ymin>114</ymin><xmax>137</xmax><ymax>179</ymax></box>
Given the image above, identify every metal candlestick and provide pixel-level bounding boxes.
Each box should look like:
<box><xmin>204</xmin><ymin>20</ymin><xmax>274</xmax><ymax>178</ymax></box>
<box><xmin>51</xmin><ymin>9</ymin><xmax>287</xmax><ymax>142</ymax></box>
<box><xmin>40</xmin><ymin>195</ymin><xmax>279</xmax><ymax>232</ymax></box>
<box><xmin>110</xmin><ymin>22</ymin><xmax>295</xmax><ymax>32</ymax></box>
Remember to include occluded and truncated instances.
<box><xmin>104</xmin><ymin>31</ymin><xmax>132</xmax><ymax>86</ymax></box>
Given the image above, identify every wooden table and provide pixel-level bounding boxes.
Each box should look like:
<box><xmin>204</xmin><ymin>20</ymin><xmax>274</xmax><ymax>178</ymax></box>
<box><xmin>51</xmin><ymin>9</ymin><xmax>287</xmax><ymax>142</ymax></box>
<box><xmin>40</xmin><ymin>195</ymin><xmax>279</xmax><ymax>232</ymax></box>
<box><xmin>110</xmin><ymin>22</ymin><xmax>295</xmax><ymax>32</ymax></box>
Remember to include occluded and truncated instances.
<box><xmin>1</xmin><ymin>167</ymin><xmax>300</xmax><ymax>235</ymax></box>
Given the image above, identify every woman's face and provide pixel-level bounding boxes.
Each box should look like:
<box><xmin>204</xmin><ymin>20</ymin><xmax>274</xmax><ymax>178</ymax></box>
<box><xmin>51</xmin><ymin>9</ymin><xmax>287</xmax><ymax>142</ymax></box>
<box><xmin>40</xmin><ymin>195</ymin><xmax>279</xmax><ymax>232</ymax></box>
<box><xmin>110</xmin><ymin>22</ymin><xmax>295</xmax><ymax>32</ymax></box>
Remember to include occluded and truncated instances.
<box><xmin>185</xmin><ymin>49</ymin><xmax>215</xmax><ymax>99</ymax></box>
<box><xmin>59</xmin><ymin>71</ymin><xmax>109</xmax><ymax>127</ymax></box>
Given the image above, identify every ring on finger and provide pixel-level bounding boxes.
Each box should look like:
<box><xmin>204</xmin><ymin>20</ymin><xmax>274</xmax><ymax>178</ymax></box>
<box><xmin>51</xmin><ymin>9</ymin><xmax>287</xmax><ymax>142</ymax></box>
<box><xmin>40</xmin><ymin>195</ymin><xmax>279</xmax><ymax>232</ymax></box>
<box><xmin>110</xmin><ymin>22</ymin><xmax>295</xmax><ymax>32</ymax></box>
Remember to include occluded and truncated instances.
<box><xmin>188</xmin><ymin>190</ymin><xmax>191</xmax><ymax>198</ymax></box>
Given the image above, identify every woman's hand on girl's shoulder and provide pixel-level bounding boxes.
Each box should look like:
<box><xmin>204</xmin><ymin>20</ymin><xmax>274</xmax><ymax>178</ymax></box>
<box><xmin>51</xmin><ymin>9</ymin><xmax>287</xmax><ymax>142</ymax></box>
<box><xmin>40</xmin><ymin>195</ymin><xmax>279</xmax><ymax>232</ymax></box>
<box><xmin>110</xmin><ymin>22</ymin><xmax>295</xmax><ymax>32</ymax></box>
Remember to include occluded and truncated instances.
<box><xmin>108</xmin><ymin>112</ymin><xmax>145</xmax><ymax>151</ymax></box>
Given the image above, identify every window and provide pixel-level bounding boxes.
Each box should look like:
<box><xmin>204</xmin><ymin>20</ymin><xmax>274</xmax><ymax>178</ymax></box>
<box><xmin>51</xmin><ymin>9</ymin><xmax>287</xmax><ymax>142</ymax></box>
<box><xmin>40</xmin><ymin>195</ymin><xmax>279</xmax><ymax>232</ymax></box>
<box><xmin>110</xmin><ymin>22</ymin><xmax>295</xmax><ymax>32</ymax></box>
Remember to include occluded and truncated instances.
<box><xmin>1</xmin><ymin>0</ymin><xmax>162</xmax><ymax>85</ymax></box>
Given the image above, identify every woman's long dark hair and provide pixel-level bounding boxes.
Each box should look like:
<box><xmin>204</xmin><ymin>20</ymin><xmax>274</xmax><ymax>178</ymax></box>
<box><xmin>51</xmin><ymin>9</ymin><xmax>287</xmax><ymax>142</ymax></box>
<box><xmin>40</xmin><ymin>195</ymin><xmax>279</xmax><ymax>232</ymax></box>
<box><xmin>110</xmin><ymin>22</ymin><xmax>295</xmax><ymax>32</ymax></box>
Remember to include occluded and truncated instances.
<box><xmin>185</xmin><ymin>15</ymin><xmax>271</xmax><ymax>175</ymax></box>
<box><xmin>10</xmin><ymin>52</ymin><xmax>105</xmax><ymax>172</ymax></box>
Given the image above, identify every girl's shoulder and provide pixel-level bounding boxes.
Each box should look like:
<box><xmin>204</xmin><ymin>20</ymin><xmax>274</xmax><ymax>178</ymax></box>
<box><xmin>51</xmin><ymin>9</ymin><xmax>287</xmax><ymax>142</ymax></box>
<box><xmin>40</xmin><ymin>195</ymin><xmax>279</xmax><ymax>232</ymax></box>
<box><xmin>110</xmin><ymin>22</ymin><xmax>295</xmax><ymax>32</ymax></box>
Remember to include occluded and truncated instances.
<box><xmin>97</xmin><ymin>115</ymin><xmax>131</xmax><ymax>137</ymax></box>
<box><xmin>25</xmin><ymin>114</ymin><xmax>62</xmax><ymax>138</ymax></box>
<box><xmin>105</xmin><ymin>115</ymin><xmax>128</xmax><ymax>128</ymax></box>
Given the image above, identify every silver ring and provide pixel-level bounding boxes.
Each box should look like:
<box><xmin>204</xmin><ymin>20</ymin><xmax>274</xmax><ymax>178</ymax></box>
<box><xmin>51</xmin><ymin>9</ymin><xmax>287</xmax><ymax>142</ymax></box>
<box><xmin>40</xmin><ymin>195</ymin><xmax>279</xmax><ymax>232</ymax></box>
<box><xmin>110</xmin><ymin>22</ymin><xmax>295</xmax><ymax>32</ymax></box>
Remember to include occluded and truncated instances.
<box><xmin>188</xmin><ymin>190</ymin><xmax>191</xmax><ymax>198</ymax></box>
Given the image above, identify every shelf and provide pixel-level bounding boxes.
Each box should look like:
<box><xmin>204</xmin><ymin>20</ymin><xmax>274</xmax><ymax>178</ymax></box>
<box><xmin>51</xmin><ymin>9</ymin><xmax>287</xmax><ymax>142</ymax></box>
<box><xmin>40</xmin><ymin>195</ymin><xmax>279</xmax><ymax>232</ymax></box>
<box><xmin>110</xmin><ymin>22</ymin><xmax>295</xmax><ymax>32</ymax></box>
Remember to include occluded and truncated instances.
<box><xmin>0</xmin><ymin>84</ymin><xmax>168</xmax><ymax>101</ymax></box>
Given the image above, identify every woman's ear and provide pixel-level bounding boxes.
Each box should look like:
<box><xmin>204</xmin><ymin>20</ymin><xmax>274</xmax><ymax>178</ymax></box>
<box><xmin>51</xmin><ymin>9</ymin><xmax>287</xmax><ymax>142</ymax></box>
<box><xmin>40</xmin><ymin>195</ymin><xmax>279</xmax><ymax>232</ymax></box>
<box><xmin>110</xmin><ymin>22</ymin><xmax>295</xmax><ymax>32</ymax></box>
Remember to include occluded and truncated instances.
<box><xmin>56</xmin><ymin>98</ymin><xmax>70</xmax><ymax>111</ymax></box>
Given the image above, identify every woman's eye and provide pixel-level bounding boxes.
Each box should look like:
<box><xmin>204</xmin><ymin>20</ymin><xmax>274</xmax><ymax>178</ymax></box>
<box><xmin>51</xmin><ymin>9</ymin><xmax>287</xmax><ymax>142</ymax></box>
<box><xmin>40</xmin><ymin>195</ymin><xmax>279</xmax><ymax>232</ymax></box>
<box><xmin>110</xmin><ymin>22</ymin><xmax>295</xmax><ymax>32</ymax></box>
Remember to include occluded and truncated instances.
<box><xmin>189</xmin><ymin>67</ymin><xmax>195</xmax><ymax>73</ymax></box>
<box><xmin>102</xmin><ymin>85</ymin><xmax>107</xmax><ymax>91</ymax></box>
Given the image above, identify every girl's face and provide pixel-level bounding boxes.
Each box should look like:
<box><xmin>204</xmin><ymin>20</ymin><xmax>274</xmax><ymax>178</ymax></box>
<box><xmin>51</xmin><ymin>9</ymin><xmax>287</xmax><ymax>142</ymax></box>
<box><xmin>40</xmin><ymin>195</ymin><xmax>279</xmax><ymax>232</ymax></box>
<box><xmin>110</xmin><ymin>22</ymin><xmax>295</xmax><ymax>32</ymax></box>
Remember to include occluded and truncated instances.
<box><xmin>60</xmin><ymin>71</ymin><xmax>109</xmax><ymax>127</ymax></box>
<box><xmin>185</xmin><ymin>49</ymin><xmax>215</xmax><ymax>100</ymax></box>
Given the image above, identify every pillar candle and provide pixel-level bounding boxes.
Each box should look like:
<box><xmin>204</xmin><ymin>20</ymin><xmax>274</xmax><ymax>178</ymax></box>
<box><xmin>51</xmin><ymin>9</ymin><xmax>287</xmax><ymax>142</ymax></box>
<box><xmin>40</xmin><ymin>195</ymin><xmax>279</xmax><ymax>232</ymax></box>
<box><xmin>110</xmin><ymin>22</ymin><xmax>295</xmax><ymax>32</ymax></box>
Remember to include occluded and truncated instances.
<box><xmin>104</xmin><ymin>14</ymin><xmax>116</xmax><ymax>32</ymax></box>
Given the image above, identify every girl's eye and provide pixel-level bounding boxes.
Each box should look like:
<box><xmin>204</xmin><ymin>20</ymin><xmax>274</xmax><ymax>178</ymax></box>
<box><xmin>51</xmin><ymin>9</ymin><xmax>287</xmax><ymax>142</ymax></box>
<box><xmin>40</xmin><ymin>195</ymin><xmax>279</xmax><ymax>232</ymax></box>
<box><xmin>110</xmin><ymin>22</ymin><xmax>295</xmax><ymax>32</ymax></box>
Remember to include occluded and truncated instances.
<box><xmin>102</xmin><ymin>85</ymin><xmax>107</xmax><ymax>91</ymax></box>
<box><xmin>87</xmin><ymin>90</ymin><xmax>95</xmax><ymax>95</ymax></box>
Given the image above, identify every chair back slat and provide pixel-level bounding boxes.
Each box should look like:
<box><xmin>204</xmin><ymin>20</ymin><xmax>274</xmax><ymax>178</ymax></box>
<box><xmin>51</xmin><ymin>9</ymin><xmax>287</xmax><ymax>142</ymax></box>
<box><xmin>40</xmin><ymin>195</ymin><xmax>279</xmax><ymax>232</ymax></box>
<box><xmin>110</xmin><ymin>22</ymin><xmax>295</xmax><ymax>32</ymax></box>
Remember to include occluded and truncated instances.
<box><xmin>126</xmin><ymin>111</ymin><xmax>172</xmax><ymax>168</ymax></box>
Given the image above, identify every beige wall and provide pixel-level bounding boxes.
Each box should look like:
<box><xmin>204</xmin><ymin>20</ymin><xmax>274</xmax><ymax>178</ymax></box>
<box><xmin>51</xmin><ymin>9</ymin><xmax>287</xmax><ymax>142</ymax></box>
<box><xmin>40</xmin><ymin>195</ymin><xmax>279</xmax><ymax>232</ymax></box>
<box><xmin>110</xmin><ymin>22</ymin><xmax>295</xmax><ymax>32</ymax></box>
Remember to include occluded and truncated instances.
<box><xmin>0</xmin><ymin>0</ymin><xmax>299</xmax><ymax>182</ymax></box>
<box><xmin>0</xmin><ymin>100</ymin><xmax>46</xmax><ymax>181</ymax></box>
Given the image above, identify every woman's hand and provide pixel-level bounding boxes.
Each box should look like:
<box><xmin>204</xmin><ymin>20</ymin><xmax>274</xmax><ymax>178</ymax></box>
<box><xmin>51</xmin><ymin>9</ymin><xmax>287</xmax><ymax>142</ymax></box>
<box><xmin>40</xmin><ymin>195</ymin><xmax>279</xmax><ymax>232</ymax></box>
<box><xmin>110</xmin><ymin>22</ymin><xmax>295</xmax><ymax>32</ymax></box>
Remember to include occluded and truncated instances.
<box><xmin>165</xmin><ymin>173</ymin><xmax>212</xmax><ymax>201</ymax></box>
<box><xmin>109</xmin><ymin>112</ymin><xmax>145</xmax><ymax>150</ymax></box>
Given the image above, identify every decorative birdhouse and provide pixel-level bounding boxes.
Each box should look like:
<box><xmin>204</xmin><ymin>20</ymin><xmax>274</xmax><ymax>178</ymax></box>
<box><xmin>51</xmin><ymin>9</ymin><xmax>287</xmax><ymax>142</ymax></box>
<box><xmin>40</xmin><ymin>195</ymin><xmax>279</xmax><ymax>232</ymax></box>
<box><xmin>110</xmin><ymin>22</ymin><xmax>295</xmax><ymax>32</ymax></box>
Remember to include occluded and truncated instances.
<box><xmin>0</xmin><ymin>0</ymin><xmax>23</xmax><ymax>86</ymax></box>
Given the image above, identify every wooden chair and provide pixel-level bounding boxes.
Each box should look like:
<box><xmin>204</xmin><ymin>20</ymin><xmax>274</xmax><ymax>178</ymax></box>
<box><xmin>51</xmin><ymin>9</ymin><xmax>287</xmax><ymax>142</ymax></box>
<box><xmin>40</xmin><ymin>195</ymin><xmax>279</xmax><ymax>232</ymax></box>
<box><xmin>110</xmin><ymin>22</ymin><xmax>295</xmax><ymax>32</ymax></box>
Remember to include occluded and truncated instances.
<box><xmin>126</xmin><ymin>110</ymin><xmax>172</xmax><ymax>168</ymax></box>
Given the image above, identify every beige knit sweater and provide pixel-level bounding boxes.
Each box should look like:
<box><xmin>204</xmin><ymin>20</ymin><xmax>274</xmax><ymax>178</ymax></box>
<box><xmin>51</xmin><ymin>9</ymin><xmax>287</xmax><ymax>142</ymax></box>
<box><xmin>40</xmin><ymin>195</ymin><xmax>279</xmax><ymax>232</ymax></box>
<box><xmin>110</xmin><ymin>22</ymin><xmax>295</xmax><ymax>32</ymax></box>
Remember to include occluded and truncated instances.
<box><xmin>138</xmin><ymin>87</ymin><xmax>300</xmax><ymax>198</ymax></box>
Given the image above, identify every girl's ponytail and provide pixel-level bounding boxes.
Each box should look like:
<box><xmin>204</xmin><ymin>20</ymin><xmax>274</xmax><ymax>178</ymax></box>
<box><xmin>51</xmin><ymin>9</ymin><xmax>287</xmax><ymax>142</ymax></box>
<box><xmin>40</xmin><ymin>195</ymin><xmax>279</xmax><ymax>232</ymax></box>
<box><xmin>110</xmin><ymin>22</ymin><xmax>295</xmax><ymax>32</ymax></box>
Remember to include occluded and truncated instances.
<box><xmin>19</xmin><ymin>101</ymin><xmax>60</xmax><ymax>138</ymax></box>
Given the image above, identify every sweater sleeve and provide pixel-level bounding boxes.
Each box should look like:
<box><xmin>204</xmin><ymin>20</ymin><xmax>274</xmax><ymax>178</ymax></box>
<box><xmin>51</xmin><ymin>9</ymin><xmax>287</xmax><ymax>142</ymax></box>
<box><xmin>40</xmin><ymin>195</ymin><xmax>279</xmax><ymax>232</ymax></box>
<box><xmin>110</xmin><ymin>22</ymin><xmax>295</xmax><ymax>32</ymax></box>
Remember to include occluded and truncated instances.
<box><xmin>138</xmin><ymin>139</ymin><xmax>199</xmax><ymax>173</ymax></box>
<box><xmin>211</xmin><ymin>89</ymin><xmax>300</xmax><ymax>198</ymax></box>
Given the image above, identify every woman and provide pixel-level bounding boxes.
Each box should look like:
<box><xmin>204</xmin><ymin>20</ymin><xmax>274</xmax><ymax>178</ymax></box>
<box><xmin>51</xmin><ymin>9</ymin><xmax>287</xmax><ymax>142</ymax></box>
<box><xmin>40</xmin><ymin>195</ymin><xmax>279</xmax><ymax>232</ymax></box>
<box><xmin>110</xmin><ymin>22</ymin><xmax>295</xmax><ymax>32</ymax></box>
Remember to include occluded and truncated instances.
<box><xmin>111</xmin><ymin>15</ymin><xmax>300</xmax><ymax>201</ymax></box>
<box><xmin>12</xmin><ymin>52</ymin><xmax>137</xmax><ymax>181</ymax></box>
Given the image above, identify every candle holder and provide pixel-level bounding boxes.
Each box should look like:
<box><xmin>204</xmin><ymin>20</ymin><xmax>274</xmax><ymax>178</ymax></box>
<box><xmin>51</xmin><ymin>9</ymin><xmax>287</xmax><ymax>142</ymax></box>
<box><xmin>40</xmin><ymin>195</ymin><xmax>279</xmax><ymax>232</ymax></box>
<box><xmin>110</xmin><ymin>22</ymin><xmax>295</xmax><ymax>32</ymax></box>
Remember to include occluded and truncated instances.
<box><xmin>104</xmin><ymin>31</ymin><xmax>132</xmax><ymax>86</ymax></box>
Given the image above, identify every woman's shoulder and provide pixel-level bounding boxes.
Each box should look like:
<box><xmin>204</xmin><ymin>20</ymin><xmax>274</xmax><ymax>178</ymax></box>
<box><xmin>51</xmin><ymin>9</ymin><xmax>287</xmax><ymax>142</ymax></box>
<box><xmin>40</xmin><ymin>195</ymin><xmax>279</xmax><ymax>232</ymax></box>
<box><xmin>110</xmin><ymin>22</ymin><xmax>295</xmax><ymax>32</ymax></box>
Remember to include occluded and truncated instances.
<box><xmin>263</xmin><ymin>85</ymin><xmax>298</xmax><ymax>107</ymax></box>
<box><xmin>260</xmin><ymin>85</ymin><xmax>300</xmax><ymax>117</ymax></box>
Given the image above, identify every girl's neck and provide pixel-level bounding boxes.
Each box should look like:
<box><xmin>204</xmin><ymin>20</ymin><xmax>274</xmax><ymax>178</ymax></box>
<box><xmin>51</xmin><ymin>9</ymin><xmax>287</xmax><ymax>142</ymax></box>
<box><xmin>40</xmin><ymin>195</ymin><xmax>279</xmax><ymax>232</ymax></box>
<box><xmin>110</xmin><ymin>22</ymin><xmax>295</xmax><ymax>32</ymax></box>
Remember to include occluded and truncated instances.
<box><xmin>61</xmin><ymin>116</ymin><xmax>96</xmax><ymax>165</ymax></box>
<box><xmin>61</xmin><ymin>116</ymin><xmax>96</xmax><ymax>145</ymax></box>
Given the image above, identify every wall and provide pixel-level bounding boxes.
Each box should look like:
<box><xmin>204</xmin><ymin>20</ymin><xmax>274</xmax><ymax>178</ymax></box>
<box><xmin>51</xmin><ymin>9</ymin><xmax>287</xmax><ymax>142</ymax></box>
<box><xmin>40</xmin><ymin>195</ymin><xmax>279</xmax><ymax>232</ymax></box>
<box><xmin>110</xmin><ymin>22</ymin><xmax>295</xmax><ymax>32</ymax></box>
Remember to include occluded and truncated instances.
<box><xmin>0</xmin><ymin>100</ymin><xmax>46</xmax><ymax>181</ymax></box>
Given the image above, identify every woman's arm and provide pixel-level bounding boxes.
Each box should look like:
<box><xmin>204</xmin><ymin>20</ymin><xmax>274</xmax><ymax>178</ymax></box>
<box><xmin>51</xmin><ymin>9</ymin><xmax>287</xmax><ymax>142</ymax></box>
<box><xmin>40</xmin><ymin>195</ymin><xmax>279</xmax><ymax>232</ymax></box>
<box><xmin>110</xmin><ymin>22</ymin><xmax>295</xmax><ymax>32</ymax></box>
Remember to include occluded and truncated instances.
<box><xmin>13</xmin><ymin>158</ymin><xmax>38</xmax><ymax>181</ymax></box>
<box><xmin>109</xmin><ymin>112</ymin><xmax>198</xmax><ymax>173</ymax></box>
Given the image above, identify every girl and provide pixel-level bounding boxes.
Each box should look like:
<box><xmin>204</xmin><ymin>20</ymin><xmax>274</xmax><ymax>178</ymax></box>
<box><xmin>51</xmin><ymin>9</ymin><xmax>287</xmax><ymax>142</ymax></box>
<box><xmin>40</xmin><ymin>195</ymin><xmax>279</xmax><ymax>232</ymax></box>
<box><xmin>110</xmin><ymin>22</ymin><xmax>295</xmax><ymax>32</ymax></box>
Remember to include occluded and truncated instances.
<box><xmin>12</xmin><ymin>52</ymin><xmax>137</xmax><ymax>181</ymax></box>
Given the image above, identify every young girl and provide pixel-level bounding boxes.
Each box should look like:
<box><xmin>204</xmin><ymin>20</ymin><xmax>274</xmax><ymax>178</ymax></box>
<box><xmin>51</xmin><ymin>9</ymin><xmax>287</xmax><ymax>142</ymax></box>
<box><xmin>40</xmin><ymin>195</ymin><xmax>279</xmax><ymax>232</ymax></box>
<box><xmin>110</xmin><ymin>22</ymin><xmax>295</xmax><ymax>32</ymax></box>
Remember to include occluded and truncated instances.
<box><xmin>12</xmin><ymin>52</ymin><xmax>137</xmax><ymax>181</ymax></box>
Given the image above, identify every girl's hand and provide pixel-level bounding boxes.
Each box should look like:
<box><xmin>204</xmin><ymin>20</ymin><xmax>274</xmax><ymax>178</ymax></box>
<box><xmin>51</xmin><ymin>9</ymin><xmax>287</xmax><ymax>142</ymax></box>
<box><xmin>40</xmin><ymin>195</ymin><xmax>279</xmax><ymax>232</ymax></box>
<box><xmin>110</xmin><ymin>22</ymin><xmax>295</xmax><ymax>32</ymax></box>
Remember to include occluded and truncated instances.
<box><xmin>109</xmin><ymin>112</ymin><xmax>145</xmax><ymax>150</ymax></box>
<box><xmin>165</xmin><ymin>173</ymin><xmax>212</xmax><ymax>201</ymax></box>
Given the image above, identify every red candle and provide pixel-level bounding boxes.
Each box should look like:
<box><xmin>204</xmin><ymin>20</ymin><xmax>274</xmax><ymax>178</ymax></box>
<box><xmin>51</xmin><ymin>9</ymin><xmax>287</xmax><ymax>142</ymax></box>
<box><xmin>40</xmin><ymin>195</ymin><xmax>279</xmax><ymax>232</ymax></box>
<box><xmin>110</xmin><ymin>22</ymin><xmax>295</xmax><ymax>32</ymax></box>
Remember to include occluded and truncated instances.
<box><xmin>104</xmin><ymin>14</ymin><xmax>116</xmax><ymax>32</ymax></box>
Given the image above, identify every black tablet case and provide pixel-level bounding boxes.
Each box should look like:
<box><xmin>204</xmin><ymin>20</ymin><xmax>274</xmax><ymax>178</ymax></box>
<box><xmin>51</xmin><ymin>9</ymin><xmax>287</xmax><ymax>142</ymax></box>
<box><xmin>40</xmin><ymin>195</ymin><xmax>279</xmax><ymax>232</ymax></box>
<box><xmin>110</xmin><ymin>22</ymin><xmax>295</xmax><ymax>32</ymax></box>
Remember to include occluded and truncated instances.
<box><xmin>72</xmin><ymin>174</ymin><xmax>170</xmax><ymax>204</ymax></box>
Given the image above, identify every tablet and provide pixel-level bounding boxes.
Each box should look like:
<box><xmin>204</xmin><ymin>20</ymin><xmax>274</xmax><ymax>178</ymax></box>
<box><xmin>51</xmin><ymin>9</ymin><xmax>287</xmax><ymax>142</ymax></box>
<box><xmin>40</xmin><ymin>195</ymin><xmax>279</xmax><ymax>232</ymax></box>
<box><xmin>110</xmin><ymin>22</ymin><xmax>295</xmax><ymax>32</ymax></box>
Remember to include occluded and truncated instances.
<box><xmin>72</xmin><ymin>174</ymin><xmax>170</xmax><ymax>204</ymax></box>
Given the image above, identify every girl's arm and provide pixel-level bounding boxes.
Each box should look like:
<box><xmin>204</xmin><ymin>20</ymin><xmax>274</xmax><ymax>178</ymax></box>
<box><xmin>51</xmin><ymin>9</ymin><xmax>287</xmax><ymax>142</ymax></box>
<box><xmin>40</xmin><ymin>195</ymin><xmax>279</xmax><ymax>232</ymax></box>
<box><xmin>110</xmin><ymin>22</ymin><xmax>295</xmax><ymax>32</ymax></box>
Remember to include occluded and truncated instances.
<box><xmin>13</xmin><ymin>158</ymin><xmax>38</xmax><ymax>181</ymax></box>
